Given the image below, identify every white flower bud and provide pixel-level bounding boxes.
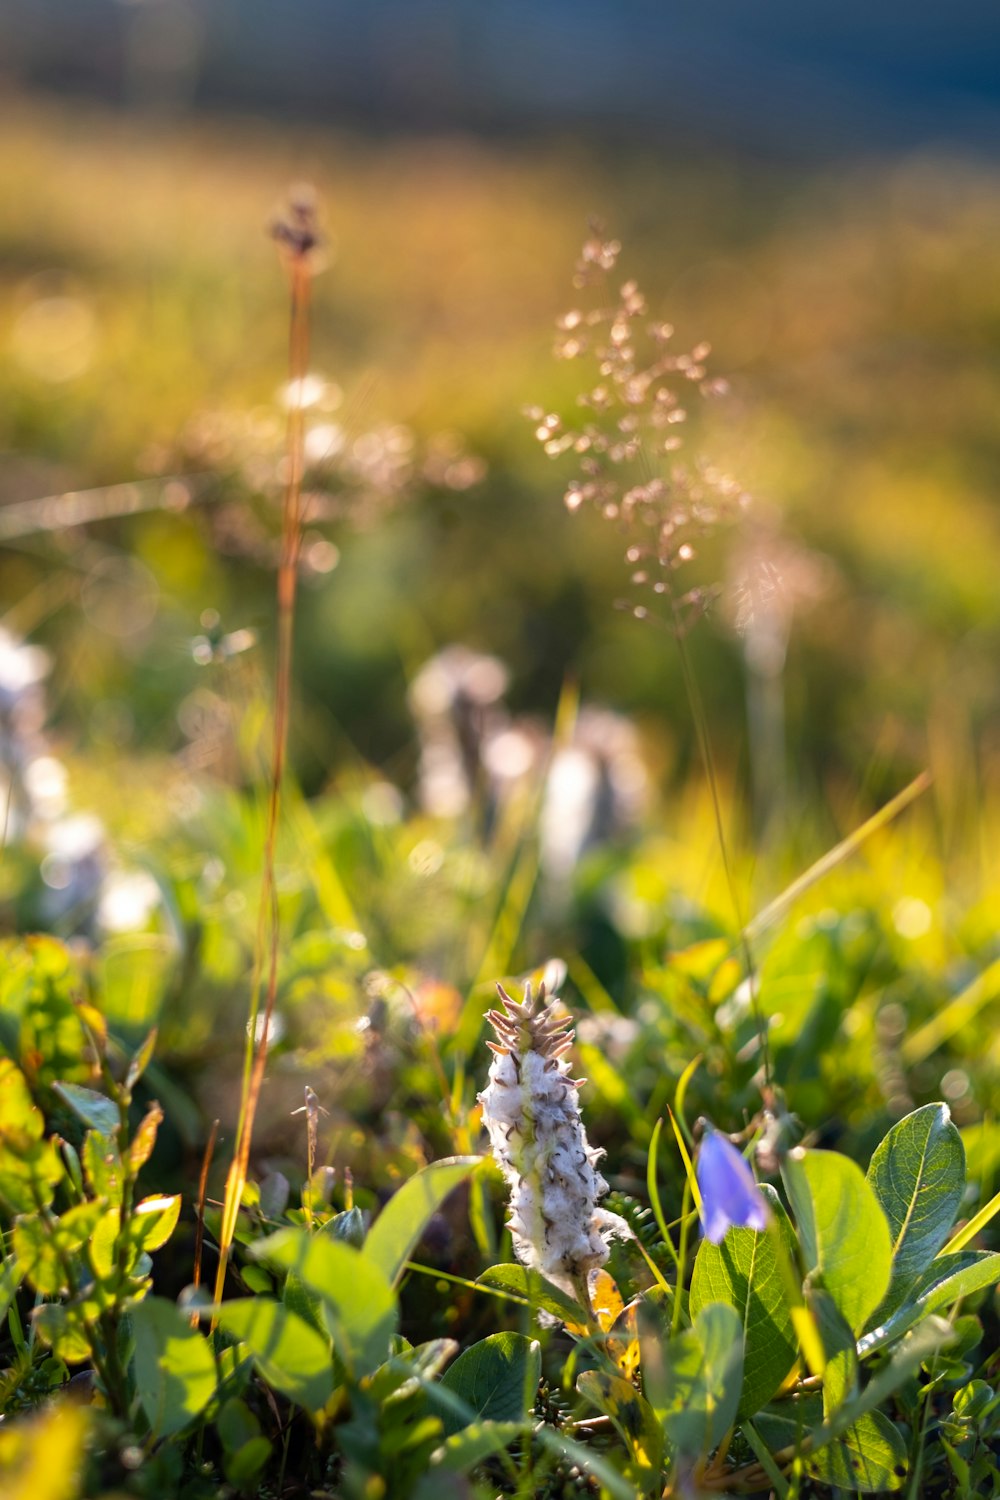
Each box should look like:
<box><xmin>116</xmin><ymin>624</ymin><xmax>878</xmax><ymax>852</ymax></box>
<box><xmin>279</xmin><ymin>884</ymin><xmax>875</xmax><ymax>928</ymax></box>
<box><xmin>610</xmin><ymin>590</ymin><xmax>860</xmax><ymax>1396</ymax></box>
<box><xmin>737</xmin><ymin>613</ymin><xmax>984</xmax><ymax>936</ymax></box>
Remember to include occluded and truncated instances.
<box><xmin>479</xmin><ymin>981</ymin><xmax>630</xmax><ymax>1301</ymax></box>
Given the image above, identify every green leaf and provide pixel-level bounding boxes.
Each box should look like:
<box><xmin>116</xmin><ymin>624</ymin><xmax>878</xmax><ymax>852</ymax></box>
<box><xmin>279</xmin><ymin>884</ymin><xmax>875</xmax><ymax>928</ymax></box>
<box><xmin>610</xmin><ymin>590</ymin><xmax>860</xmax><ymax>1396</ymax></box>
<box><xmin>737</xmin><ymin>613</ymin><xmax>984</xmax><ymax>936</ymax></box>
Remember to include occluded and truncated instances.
<box><xmin>578</xmin><ymin>1369</ymin><xmax>663</xmax><ymax>1491</ymax></box>
<box><xmin>432</xmin><ymin>1420</ymin><xmax>526</xmax><ymax>1474</ymax></box>
<box><xmin>783</xmin><ymin>1149</ymin><xmax>892</xmax><ymax>1334</ymax></box>
<box><xmin>689</xmin><ymin>1185</ymin><xmax>798</xmax><ymax>1419</ymax></box>
<box><xmin>808</xmin><ymin>1289</ymin><xmax>857</xmax><ymax>1416</ymax></box>
<box><xmin>82</xmin><ymin>1130</ymin><xmax>123</xmax><ymax>1205</ymax></box>
<box><xmin>0</xmin><ymin>1059</ymin><xmax>44</xmax><ymax>1139</ymax></box>
<box><xmin>645</xmin><ymin>1301</ymin><xmax>744</xmax><ymax>1456</ymax></box>
<box><xmin>250</xmin><ymin>1228</ymin><xmax>397</xmax><ymax>1377</ymax></box>
<box><xmin>866</xmin><ymin>1103</ymin><xmax>965</xmax><ymax>1321</ymax></box>
<box><xmin>224</xmin><ymin>1436</ymin><xmax>272</xmax><ymax>1487</ymax></box>
<box><xmin>126</xmin><ymin>1028</ymin><xmax>158</xmax><ymax>1092</ymax></box>
<box><xmin>128</xmin><ymin>1102</ymin><xmax>163</xmax><ymax>1173</ymax></box>
<box><xmin>0</xmin><ymin>1255</ymin><xmax>23</xmax><ymax>1327</ymax></box>
<box><xmin>216</xmin><ymin>1297</ymin><xmax>334</xmax><ymax>1414</ymax></box>
<box><xmin>805</xmin><ymin>1410</ymin><xmax>908</xmax><ymax>1492</ymax></box>
<box><xmin>32</xmin><ymin>1302</ymin><xmax>91</xmax><ymax>1363</ymax></box>
<box><xmin>365</xmin><ymin>1156</ymin><xmax>480</xmax><ymax>1287</ymax></box>
<box><xmin>127</xmin><ymin>1193</ymin><xmax>181</xmax><ymax>1253</ymax></box>
<box><xmin>438</xmin><ymin>1331</ymin><xmax>540</xmax><ymax>1436</ymax></box>
<box><xmin>0</xmin><ymin>1136</ymin><xmax>63</xmax><ymax>1214</ymax></box>
<box><xmin>831</xmin><ymin>1317</ymin><xmax>956</xmax><ymax>1436</ymax></box>
<box><xmin>321</xmin><ymin>1206</ymin><xmax>365</xmax><ymax>1248</ymax></box>
<box><xmin>131</xmin><ymin>1295</ymin><xmax>218</xmax><ymax>1437</ymax></box>
<box><xmin>52</xmin><ymin>1082</ymin><xmax>119</xmax><ymax>1137</ymax></box>
<box><xmin>858</xmin><ymin>1251</ymin><xmax>1000</xmax><ymax>1355</ymax></box>
<box><xmin>756</xmin><ymin>1394</ymin><xmax>908</xmax><ymax>1494</ymax></box>
<box><xmin>14</xmin><ymin>1202</ymin><xmax>103</xmax><ymax>1296</ymax></box>
<box><xmin>367</xmin><ymin>1338</ymin><xmax>458</xmax><ymax>1404</ymax></box>
<box><xmin>99</xmin><ymin>934</ymin><xmax>173</xmax><ymax>1039</ymax></box>
<box><xmin>475</xmin><ymin>1263</ymin><xmax>585</xmax><ymax>1323</ymax></box>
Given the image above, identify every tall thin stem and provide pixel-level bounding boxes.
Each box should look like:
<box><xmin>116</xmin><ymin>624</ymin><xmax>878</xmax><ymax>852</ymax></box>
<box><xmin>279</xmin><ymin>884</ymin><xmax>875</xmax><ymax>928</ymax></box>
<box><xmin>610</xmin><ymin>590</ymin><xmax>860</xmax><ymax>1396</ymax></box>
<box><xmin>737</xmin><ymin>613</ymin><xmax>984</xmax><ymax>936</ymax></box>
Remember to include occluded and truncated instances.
<box><xmin>213</xmin><ymin>196</ymin><xmax>319</xmax><ymax>1315</ymax></box>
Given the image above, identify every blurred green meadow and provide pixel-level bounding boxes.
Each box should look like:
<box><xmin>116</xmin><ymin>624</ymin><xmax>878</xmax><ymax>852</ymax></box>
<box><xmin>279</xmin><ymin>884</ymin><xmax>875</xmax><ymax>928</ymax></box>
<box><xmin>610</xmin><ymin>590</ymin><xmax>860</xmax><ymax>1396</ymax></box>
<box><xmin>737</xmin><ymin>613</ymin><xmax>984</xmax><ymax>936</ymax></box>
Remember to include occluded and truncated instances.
<box><xmin>1</xmin><ymin>86</ymin><xmax>999</xmax><ymax>1155</ymax></box>
<box><xmin>1</xmin><ymin>89</ymin><xmax>1000</xmax><ymax>1497</ymax></box>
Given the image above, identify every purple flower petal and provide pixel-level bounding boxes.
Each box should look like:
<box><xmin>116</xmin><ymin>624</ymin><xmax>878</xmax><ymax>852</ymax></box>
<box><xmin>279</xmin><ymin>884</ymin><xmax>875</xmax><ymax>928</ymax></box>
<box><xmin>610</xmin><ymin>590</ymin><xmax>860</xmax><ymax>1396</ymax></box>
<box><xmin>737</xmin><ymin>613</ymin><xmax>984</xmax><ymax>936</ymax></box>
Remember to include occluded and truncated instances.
<box><xmin>696</xmin><ymin>1125</ymin><xmax>771</xmax><ymax>1244</ymax></box>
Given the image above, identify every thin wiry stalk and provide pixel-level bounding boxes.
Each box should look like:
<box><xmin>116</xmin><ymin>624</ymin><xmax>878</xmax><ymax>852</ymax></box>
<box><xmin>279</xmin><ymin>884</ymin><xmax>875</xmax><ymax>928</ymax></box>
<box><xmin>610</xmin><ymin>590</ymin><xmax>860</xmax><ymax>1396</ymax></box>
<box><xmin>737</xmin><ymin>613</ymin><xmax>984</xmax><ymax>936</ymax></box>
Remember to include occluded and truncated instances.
<box><xmin>666</xmin><ymin>583</ymin><xmax>772</xmax><ymax>1087</ymax></box>
<box><xmin>212</xmin><ymin>190</ymin><xmax>321</xmax><ymax>1314</ymax></box>
<box><xmin>190</xmin><ymin>1117</ymin><xmax>218</xmax><ymax>1328</ymax></box>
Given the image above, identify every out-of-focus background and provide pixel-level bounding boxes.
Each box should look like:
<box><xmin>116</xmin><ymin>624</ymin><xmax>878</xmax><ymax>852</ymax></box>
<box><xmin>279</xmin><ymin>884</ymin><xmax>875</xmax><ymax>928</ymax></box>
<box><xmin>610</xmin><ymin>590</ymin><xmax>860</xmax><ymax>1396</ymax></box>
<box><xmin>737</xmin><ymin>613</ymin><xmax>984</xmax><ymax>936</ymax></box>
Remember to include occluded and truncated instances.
<box><xmin>2</xmin><ymin>1</ymin><xmax>1000</xmax><ymax>1149</ymax></box>
<box><xmin>3</xmin><ymin>1</ymin><xmax>999</xmax><ymax>795</ymax></box>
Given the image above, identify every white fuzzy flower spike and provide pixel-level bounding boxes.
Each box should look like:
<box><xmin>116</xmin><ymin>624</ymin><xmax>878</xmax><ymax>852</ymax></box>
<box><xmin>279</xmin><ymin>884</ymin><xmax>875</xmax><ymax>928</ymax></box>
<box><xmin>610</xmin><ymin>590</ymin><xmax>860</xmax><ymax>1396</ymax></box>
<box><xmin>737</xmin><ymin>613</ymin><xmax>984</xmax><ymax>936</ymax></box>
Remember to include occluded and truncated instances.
<box><xmin>479</xmin><ymin>979</ymin><xmax>630</xmax><ymax>1307</ymax></box>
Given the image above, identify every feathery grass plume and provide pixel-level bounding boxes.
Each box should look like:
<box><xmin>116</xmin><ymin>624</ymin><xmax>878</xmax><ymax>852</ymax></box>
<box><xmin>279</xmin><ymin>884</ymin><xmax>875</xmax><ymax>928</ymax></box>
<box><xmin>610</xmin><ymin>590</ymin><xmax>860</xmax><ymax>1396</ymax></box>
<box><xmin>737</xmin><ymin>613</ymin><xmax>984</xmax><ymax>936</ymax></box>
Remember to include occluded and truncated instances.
<box><xmin>480</xmin><ymin>980</ymin><xmax>629</xmax><ymax>1308</ymax></box>
<box><xmin>528</xmin><ymin>225</ymin><xmax>751</xmax><ymax>634</ymax></box>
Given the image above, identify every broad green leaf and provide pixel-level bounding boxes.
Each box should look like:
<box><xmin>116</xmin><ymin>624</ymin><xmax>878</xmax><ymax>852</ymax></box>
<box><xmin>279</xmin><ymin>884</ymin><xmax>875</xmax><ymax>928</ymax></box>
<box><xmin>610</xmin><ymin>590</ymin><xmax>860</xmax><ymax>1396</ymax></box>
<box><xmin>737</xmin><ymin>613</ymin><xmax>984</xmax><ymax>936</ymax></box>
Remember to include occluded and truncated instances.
<box><xmin>128</xmin><ymin>1193</ymin><xmax>181</xmax><ymax>1253</ymax></box>
<box><xmin>858</xmin><ymin>1251</ymin><xmax>1000</xmax><ymax>1355</ymax></box>
<box><xmin>365</xmin><ymin>1156</ymin><xmax>480</xmax><ymax>1286</ymax></box>
<box><xmin>439</xmin><ymin>1332</ymin><xmax>540</xmax><ymax>1436</ymax></box>
<box><xmin>783</xmin><ymin>1149</ymin><xmax>891</xmax><ymax>1334</ymax></box>
<box><xmin>52</xmin><ymin>1082</ymin><xmax>119</xmax><ymax>1138</ymax></box>
<box><xmin>645</xmin><ymin>1301</ymin><xmax>744</xmax><ymax>1456</ymax></box>
<box><xmin>216</xmin><ymin>1297</ymin><xmax>334</xmax><ymax>1414</ymax></box>
<box><xmin>578</xmin><ymin>1369</ymin><xmax>663</xmax><ymax>1490</ymax></box>
<box><xmin>320</xmin><ymin>1206</ymin><xmax>365</xmax><ymax>1247</ymax></box>
<box><xmin>753</xmin><ymin>1391</ymin><xmax>823</xmax><ymax>1454</ymax></box>
<box><xmin>131</xmin><ymin>1295</ymin><xmax>217</xmax><ymax>1436</ymax></box>
<box><xmin>831</xmin><ymin>1317</ymin><xmax>956</xmax><ymax>1435</ymax></box>
<box><xmin>0</xmin><ymin>1135</ymin><xmax>63</xmax><ymax>1214</ymax></box>
<box><xmin>250</xmin><ymin>1228</ymin><xmax>397</xmax><ymax>1376</ymax></box>
<box><xmin>808</xmin><ymin>1289</ymin><xmax>857</xmax><ymax>1416</ymax></box>
<box><xmin>806</xmin><ymin>1410</ymin><xmax>908</xmax><ymax>1492</ymax></box>
<box><xmin>476</xmin><ymin>1263</ymin><xmax>585</xmax><ymax>1323</ymax></box>
<box><xmin>14</xmin><ymin>1203</ymin><xmax>103</xmax><ymax>1296</ymax></box>
<box><xmin>0</xmin><ymin>1059</ymin><xmax>44</xmax><ymax>1139</ymax></box>
<box><xmin>866</xmin><ymin>1103</ymin><xmax>965</xmax><ymax>1321</ymax></box>
<box><xmin>32</xmin><ymin>1303</ymin><xmax>91</xmax><ymax>1364</ymax></box>
<box><xmin>224</xmin><ymin>1437</ymin><xmax>272</xmax><ymax>1488</ymax></box>
<box><xmin>0</xmin><ymin>1063</ymin><xmax>63</xmax><ymax>1212</ymax></box>
<box><xmin>432</xmin><ymin>1420</ymin><xmax>526</xmax><ymax>1473</ymax></box>
<box><xmin>367</xmin><ymin>1338</ymin><xmax>458</xmax><ymax>1404</ymax></box>
<box><xmin>217</xmin><ymin>1396</ymin><xmax>261</xmax><ymax>1454</ymax></box>
<box><xmin>82</xmin><ymin>1130</ymin><xmax>123</xmax><ymax>1204</ymax></box>
<box><xmin>690</xmin><ymin>1185</ymin><xmax>798</xmax><ymax>1418</ymax></box>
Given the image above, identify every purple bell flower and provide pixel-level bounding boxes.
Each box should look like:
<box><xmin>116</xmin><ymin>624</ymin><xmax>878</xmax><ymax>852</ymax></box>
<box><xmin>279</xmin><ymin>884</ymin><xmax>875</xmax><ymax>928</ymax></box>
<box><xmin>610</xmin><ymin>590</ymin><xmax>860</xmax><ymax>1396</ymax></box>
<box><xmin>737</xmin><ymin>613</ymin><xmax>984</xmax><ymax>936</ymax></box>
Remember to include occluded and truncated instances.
<box><xmin>696</xmin><ymin>1122</ymin><xmax>771</xmax><ymax>1244</ymax></box>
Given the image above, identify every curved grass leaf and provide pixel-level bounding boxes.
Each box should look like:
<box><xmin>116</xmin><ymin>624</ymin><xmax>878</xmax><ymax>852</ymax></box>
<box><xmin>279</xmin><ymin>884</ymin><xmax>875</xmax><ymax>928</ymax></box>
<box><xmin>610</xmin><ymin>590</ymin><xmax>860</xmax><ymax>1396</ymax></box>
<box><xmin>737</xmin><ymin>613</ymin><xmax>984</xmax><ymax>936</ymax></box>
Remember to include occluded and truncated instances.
<box><xmin>131</xmin><ymin>1296</ymin><xmax>217</xmax><ymax>1437</ymax></box>
<box><xmin>689</xmin><ymin>1185</ymin><xmax>797</xmax><ymax>1419</ymax></box>
<box><xmin>858</xmin><ymin>1251</ymin><xmax>1000</xmax><ymax>1355</ymax></box>
<box><xmin>535</xmin><ymin>1427</ymin><xmax>636</xmax><ymax>1500</ymax></box>
<box><xmin>783</xmin><ymin>1149</ymin><xmax>891</xmax><ymax>1334</ymax></box>
<box><xmin>866</xmin><ymin>1103</ymin><xmax>965</xmax><ymax>1322</ymax></box>
<box><xmin>215</xmin><ymin>1297</ymin><xmax>334</xmax><ymax>1414</ymax></box>
<box><xmin>365</xmin><ymin>1156</ymin><xmax>480</xmax><ymax>1287</ymax></box>
<box><xmin>438</xmin><ymin>1331</ymin><xmax>540</xmax><ymax>1436</ymax></box>
<box><xmin>432</xmin><ymin>1420</ymin><xmax>526</xmax><ymax>1474</ymax></box>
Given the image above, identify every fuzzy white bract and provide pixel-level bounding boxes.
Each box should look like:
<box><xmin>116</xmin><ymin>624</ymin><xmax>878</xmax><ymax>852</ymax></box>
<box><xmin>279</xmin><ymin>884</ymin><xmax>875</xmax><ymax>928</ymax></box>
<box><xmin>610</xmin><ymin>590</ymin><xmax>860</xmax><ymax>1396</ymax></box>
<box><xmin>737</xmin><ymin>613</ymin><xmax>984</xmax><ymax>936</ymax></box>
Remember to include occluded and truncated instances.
<box><xmin>479</xmin><ymin>980</ymin><xmax>630</xmax><ymax>1299</ymax></box>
